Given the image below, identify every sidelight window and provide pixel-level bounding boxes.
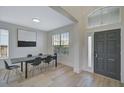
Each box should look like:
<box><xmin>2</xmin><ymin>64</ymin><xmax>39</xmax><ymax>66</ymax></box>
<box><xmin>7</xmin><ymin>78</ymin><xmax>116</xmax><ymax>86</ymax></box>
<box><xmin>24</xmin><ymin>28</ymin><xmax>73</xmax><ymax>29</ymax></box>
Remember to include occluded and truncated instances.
<box><xmin>88</xmin><ymin>36</ymin><xmax>92</xmax><ymax>67</ymax></box>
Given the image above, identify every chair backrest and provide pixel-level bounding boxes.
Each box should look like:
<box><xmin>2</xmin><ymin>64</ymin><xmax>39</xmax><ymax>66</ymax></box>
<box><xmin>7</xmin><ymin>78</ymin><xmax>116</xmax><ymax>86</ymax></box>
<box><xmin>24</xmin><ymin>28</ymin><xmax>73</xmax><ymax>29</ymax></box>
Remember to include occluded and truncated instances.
<box><xmin>32</xmin><ymin>57</ymin><xmax>42</xmax><ymax>66</ymax></box>
<box><xmin>38</xmin><ymin>53</ymin><xmax>43</xmax><ymax>56</ymax></box>
<box><xmin>54</xmin><ymin>53</ymin><xmax>57</xmax><ymax>56</ymax></box>
<box><xmin>27</xmin><ymin>54</ymin><xmax>32</xmax><ymax>57</ymax></box>
<box><xmin>46</xmin><ymin>55</ymin><xmax>52</xmax><ymax>63</ymax></box>
<box><xmin>4</xmin><ymin>60</ymin><xmax>10</xmax><ymax>69</ymax></box>
<box><xmin>27</xmin><ymin>54</ymin><xmax>33</xmax><ymax>63</ymax></box>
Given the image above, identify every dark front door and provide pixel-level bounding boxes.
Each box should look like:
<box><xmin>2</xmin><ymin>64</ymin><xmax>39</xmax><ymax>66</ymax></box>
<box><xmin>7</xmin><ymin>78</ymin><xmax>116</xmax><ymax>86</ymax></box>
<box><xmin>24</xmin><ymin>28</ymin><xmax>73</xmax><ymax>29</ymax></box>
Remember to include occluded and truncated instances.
<box><xmin>94</xmin><ymin>29</ymin><xmax>120</xmax><ymax>80</ymax></box>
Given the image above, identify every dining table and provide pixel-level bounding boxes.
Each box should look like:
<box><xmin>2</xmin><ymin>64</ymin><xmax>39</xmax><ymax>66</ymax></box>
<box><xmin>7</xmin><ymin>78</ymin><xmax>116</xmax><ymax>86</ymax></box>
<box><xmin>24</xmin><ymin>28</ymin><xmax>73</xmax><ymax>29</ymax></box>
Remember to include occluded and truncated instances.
<box><xmin>11</xmin><ymin>54</ymin><xmax>57</xmax><ymax>79</ymax></box>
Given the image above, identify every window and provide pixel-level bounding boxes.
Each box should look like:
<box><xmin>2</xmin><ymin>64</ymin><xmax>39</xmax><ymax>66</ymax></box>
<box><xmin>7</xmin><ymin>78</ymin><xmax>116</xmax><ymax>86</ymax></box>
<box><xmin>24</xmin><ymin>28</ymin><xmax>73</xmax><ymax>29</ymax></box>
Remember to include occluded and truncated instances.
<box><xmin>52</xmin><ymin>32</ymin><xmax>69</xmax><ymax>55</ymax></box>
<box><xmin>52</xmin><ymin>34</ymin><xmax>61</xmax><ymax>54</ymax></box>
<box><xmin>0</xmin><ymin>29</ymin><xmax>9</xmax><ymax>58</ymax></box>
<box><xmin>52</xmin><ymin>34</ymin><xmax>60</xmax><ymax>46</ymax></box>
<box><xmin>88</xmin><ymin>36</ymin><xmax>92</xmax><ymax>67</ymax></box>
<box><xmin>88</xmin><ymin>6</ymin><xmax>120</xmax><ymax>28</ymax></box>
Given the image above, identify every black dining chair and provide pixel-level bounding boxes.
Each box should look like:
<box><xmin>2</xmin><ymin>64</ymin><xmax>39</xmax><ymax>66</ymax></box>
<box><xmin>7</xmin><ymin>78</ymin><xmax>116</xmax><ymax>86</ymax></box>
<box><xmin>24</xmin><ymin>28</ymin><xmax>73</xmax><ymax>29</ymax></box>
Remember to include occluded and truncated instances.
<box><xmin>38</xmin><ymin>53</ymin><xmax>44</xmax><ymax>72</ymax></box>
<box><xmin>26</xmin><ymin>54</ymin><xmax>34</xmax><ymax>63</ymax></box>
<box><xmin>53</xmin><ymin>53</ymin><xmax>57</xmax><ymax>60</ymax></box>
<box><xmin>43</xmin><ymin>55</ymin><xmax>53</xmax><ymax>71</ymax></box>
<box><xmin>50</xmin><ymin>53</ymin><xmax>57</xmax><ymax>67</ymax></box>
<box><xmin>26</xmin><ymin>54</ymin><xmax>36</xmax><ymax>75</ymax></box>
<box><xmin>27</xmin><ymin>54</ymin><xmax>32</xmax><ymax>57</ymax></box>
<box><xmin>30</xmin><ymin>57</ymin><xmax>42</xmax><ymax>76</ymax></box>
<box><xmin>38</xmin><ymin>53</ymin><xmax>43</xmax><ymax>56</ymax></box>
<box><xmin>54</xmin><ymin>53</ymin><xmax>57</xmax><ymax>56</ymax></box>
<box><xmin>3</xmin><ymin>60</ymin><xmax>22</xmax><ymax>83</ymax></box>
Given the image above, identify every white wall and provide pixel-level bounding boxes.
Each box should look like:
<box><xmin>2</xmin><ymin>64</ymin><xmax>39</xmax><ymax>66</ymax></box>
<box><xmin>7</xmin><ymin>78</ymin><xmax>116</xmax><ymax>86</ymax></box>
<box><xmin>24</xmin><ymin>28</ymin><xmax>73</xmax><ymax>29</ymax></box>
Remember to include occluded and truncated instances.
<box><xmin>47</xmin><ymin>25</ymin><xmax>75</xmax><ymax>67</ymax></box>
<box><xmin>61</xmin><ymin>6</ymin><xmax>89</xmax><ymax>73</ymax></box>
<box><xmin>62</xmin><ymin>6</ymin><xmax>124</xmax><ymax>83</ymax></box>
<box><xmin>0</xmin><ymin>21</ymin><xmax>47</xmax><ymax>69</ymax></box>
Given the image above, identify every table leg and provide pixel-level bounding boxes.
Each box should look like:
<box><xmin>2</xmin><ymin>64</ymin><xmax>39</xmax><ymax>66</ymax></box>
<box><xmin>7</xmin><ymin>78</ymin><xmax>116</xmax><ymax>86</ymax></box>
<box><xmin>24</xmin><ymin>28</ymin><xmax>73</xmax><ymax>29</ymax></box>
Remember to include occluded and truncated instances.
<box><xmin>55</xmin><ymin>56</ymin><xmax>57</xmax><ymax>67</ymax></box>
<box><xmin>25</xmin><ymin>62</ymin><xmax>28</xmax><ymax>79</ymax></box>
<box><xmin>21</xmin><ymin>62</ymin><xmax>23</xmax><ymax>72</ymax></box>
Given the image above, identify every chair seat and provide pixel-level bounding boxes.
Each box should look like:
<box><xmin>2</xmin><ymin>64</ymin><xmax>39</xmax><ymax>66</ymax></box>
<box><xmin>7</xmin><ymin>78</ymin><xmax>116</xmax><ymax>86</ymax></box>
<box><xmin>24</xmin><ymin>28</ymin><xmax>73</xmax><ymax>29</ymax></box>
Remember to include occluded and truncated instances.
<box><xmin>31</xmin><ymin>57</ymin><xmax>42</xmax><ymax>66</ymax></box>
<box><xmin>43</xmin><ymin>61</ymin><xmax>50</xmax><ymax>64</ymax></box>
<box><xmin>8</xmin><ymin>65</ymin><xmax>20</xmax><ymax>70</ymax></box>
<box><xmin>27</xmin><ymin>60</ymin><xmax>34</xmax><ymax>64</ymax></box>
<box><xmin>43</xmin><ymin>55</ymin><xmax>53</xmax><ymax>64</ymax></box>
<box><xmin>31</xmin><ymin>62</ymin><xmax>40</xmax><ymax>66</ymax></box>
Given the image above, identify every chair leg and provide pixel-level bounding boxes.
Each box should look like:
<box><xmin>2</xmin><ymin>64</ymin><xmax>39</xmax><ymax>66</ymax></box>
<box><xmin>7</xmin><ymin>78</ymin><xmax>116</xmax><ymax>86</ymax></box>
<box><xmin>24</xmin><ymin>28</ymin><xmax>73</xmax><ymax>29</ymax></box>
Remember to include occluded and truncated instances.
<box><xmin>52</xmin><ymin>61</ymin><xmax>53</xmax><ymax>67</ymax></box>
<box><xmin>42</xmin><ymin>63</ymin><xmax>44</xmax><ymax>71</ymax></box>
<box><xmin>15</xmin><ymin>69</ymin><xmax>18</xmax><ymax>75</ymax></box>
<box><xmin>38</xmin><ymin>65</ymin><xmax>41</xmax><ymax>72</ymax></box>
<box><xmin>48</xmin><ymin>63</ymin><xmax>49</xmax><ymax>70</ymax></box>
<box><xmin>3</xmin><ymin>71</ymin><xmax>8</xmax><ymax>80</ymax></box>
<box><xmin>32</xmin><ymin>66</ymin><xmax>35</xmax><ymax>76</ymax></box>
<box><xmin>39</xmin><ymin>64</ymin><xmax>42</xmax><ymax>72</ymax></box>
<box><xmin>6</xmin><ymin>70</ymin><xmax>11</xmax><ymax>84</ymax></box>
<box><xmin>35</xmin><ymin>66</ymin><xmax>38</xmax><ymax>73</ymax></box>
<box><xmin>44</xmin><ymin>63</ymin><xmax>48</xmax><ymax>72</ymax></box>
<box><xmin>16</xmin><ymin>69</ymin><xmax>23</xmax><ymax>80</ymax></box>
<box><xmin>37</xmin><ymin>66</ymin><xmax>39</xmax><ymax>72</ymax></box>
<box><xmin>31</xmin><ymin>67</ymin><xmax>33</xmax><ymax>77</ymax></box>
<box><xmin>44</xmin><ymin>63</ymin><xmax>46</xmax><ymax>72</ymax></box>
<box><xmin>46</xmin><ymin>63</ymin><xmax>48</xmax><ymax>71</ymax></box>
<box><xmin>40</xmin><ymin>64</ymin><xmax>42</xmax><ymax>72</ymax></box>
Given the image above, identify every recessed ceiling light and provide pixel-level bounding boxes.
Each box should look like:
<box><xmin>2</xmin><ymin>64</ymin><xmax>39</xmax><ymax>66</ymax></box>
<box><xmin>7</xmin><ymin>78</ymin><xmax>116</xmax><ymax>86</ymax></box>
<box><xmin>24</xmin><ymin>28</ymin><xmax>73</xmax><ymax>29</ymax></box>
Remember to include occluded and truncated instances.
<box><xmin>32</xmin><ymin>18</ymin><xmax>40</xmax><ymax>23</ymax></box>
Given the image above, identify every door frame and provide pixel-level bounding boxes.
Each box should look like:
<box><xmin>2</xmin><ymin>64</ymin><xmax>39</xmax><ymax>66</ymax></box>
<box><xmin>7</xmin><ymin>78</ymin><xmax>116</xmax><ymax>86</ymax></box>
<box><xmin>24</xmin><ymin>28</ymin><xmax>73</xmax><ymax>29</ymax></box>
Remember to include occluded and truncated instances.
<box><xmin>87</xmin><ymin>26</ymin><xmax>121</xmax><ymax>81</ymax></box>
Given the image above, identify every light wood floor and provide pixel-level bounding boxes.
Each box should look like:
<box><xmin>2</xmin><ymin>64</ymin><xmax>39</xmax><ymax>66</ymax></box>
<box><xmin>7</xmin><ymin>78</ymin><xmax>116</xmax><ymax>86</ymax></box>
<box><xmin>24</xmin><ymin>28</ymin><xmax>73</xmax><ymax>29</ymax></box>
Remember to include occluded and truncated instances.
<box><xmin>0</xmin><ymin>63</ymin><xmax>124</xmax><ymax>87</ymax></box>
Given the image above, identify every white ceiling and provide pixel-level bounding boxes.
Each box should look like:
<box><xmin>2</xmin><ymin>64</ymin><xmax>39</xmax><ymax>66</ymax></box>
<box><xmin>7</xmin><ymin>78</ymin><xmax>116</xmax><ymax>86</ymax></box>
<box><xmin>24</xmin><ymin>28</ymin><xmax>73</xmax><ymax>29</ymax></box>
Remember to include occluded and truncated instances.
<box><xmin>0</xmin><ymin>6</ymin><xmax>74</xmax><ymax>31</ymax></box>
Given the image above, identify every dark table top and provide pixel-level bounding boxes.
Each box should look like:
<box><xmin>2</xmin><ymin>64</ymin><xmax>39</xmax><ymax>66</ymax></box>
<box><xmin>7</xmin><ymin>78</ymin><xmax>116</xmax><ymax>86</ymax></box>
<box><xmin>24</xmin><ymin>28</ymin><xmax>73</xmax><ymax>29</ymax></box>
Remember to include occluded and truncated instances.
<box><xmin>11</xmin><ymin>54</ymin><xmax>56</xmax><ymax>64</ymax></box>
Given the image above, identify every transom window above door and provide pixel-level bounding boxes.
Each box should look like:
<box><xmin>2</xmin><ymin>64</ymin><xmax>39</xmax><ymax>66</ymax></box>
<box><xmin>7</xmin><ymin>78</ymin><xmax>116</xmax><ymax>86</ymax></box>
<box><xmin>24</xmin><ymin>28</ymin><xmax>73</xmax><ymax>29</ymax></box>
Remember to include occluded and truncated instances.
<box><xmin>88</xmin><ymin>6</ymin><xmax>120</xmax><ymax>28</ymax></box>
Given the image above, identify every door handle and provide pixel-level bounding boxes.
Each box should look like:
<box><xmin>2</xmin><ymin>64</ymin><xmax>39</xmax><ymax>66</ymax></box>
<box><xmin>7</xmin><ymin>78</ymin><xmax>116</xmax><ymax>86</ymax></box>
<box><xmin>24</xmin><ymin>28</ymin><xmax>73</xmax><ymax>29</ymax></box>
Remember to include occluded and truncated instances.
<box><xmin>108</xmin><ymin>59</ymin><xmax>115</xmax><ymax>61</ymax></box>
<box><xmin>95</xmin><ymin>53</ymin><xmax>98</xmax><ymax>58</ymax></box>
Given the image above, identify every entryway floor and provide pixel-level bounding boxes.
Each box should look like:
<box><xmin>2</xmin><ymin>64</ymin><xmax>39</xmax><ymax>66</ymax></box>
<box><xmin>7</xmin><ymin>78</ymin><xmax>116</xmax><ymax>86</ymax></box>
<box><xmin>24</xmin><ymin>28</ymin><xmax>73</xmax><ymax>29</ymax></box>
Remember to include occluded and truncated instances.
<box><xmin>0</xmin><ymin>63</ymin><xmax>123</xmax><ymax>87</ymax></box>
